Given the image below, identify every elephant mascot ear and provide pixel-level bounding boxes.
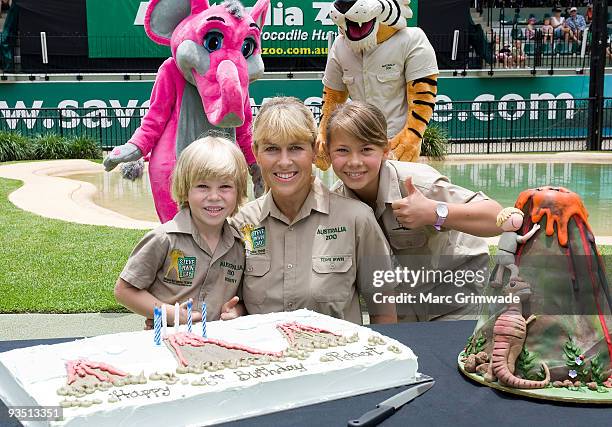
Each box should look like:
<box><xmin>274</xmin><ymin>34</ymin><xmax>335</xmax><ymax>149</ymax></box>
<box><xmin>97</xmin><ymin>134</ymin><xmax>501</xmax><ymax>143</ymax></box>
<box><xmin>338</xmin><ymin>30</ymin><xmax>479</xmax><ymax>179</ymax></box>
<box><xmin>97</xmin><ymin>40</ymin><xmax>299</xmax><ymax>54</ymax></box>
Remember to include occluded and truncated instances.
<box><xmin>145</xmin><ymin>0</ymin><xmax>210</xmax><ymax>45</ymax></box>
<box><xmin>249</xmin><ymin>0</ymin><xmax>270</xmax><ymax>29</ymax></box>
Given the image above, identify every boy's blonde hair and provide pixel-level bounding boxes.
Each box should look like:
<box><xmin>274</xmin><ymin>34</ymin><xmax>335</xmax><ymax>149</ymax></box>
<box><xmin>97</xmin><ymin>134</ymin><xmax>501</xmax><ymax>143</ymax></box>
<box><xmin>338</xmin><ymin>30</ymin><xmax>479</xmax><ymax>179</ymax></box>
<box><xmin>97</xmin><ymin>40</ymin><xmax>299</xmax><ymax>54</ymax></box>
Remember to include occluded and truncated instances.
<box><xmin>496</xmin><ymin>207</ymin><xmax>524</xmax><ymax>227</ymax></box>
<box><xmin>325</xmin><ymin>101</ymin><xmax>389</xmax><ymax>151</ymax></box>
<box><xmin>253</xmin><ymin>97</ymin><xmax>317</xmax><ymax>151</ymax></box>
<box><xmin>171</xmin><ymin>136</ymin><xmax>248</xmax><ymax>215</ymax></box>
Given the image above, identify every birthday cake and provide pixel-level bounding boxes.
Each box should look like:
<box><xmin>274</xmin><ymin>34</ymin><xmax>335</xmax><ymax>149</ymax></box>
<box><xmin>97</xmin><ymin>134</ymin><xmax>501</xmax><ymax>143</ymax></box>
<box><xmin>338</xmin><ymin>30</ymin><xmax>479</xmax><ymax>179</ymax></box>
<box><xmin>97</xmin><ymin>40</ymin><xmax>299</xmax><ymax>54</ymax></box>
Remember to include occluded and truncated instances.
<box><xmin>459</xmin><ymin>187</ymin><xmax>612</xmax><ymax>403</ymax></box>
<box><xmin>0</xmin><ymin>309</ymin><xmax>419</xmax><ymax>426</ymax></box>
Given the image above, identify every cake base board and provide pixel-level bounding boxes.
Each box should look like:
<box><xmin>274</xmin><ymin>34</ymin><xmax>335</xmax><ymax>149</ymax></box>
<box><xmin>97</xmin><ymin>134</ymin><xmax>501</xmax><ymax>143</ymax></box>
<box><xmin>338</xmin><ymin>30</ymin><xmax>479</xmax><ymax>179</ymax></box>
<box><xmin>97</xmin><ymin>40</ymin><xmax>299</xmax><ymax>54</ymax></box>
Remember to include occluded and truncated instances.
<box><xmin>458</xmin><ymin>354</ymin><xmax>612</xmax><ymax>404</ymax></box>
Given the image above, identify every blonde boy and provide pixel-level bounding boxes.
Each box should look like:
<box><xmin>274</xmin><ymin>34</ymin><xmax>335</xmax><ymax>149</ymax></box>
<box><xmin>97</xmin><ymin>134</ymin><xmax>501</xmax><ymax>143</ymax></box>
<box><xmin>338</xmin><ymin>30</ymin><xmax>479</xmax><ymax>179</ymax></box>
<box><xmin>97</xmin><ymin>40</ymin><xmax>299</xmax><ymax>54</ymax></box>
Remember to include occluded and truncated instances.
<box><xmin>114</xmin><ymin>136</ymin><xmax>248</xmax><ymax>327</ymax></box>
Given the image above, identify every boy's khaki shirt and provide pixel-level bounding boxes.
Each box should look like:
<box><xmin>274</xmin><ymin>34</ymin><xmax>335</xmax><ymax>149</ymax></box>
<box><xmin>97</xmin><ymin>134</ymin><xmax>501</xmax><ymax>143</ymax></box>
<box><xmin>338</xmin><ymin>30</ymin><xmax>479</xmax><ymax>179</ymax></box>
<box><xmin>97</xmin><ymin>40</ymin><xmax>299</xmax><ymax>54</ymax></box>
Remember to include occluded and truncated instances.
<box><xmin>230</xmin><ymin>178</ymin><xmax>395</xmax><ymax>324</ymax></box>
<box><xmin>120</xmin><ymin>208</ymin><xmax>244</xmax><ymax>321</ymax></box>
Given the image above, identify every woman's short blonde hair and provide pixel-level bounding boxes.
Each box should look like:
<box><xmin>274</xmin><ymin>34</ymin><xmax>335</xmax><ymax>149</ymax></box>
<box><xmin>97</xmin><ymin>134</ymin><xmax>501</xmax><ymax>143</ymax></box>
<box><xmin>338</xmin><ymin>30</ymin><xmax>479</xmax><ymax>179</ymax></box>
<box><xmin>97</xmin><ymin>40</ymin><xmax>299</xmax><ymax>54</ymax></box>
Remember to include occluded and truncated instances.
<box><xmin>325</xmin><ymin>101</ymin><xmax>389</xmax><ymax>151</ymax></box>
<box><xmin>171</xmin><ymin>136</ymin><xmax>248</xmax><ymax>215</ymax></box>
<box><xmin>253</xmin><ymin>97</ymin><xmax>317</xmax><ymax>151</ymax></box>
<box><xmin>496</xmin><ymin>207</ymin><xmax>524</xmax><ymax>227</ymax></box>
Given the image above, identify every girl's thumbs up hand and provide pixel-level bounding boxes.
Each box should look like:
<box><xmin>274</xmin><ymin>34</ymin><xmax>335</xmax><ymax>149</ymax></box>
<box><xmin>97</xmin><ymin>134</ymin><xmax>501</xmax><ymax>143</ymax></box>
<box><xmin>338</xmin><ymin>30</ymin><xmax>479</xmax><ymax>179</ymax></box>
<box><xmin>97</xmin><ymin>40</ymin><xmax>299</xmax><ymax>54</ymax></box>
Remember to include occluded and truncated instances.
<box><xmin>391</xmin><ymin>177</ymin><xmax>437</xmax><ymax>229</ymax></box>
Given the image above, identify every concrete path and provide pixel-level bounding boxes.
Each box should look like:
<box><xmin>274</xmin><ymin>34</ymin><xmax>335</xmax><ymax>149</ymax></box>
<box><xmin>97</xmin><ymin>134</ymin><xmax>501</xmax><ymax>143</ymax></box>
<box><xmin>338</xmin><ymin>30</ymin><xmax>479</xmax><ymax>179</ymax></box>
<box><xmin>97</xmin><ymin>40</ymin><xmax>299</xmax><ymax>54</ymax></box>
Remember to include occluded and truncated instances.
<box><xmin>0</xmin><ymin>313</ymin><xmax>144</xmax><ymax>341</ymax></box>
<box><xmin>0</xmin><ymin>160</ymin><xmax>158</xmax><ymax>229</ymax></box>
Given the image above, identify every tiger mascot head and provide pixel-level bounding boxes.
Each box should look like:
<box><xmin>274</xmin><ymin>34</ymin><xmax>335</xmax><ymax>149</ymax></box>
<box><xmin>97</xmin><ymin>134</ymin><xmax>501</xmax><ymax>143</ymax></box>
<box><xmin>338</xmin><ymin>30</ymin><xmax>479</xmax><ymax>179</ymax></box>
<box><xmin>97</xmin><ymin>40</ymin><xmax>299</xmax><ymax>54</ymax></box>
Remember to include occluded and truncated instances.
<box><xmin>329</xmin><ymin>0</ymin><xmax>413</xmax><ymax>52</ymax></box>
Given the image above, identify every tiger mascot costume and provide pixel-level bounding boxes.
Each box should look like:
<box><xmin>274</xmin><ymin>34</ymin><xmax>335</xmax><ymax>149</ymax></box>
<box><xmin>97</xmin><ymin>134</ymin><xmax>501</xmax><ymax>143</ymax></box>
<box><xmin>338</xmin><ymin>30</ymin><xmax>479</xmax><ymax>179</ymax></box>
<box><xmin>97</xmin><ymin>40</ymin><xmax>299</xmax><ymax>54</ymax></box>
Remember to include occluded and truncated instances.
<box><xmin>316</xmin><ymin>0</ymin><xmax>438</xmax><ymax>167</ymax></box>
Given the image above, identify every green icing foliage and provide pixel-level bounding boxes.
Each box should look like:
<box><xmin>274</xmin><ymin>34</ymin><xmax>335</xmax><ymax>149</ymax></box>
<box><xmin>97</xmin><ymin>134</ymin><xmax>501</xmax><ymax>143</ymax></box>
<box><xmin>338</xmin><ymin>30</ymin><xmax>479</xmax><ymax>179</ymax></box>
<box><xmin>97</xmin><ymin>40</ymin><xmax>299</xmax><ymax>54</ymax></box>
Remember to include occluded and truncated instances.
<box><xmin>516</xmin><ymin>347</ymin><xmax>546</xmax><ymax>381</ymax></box>
<box><xmin>462</xmin><ymin>335</ymin><xmax>474</xmax><ymax>357</ymax></box>
<box><xmin>563</xmin><ymin>338</ymin><xmax>589</xmax><ymax>382</ymax></box>
<box><xmin>590</xmin><ymin>353</ymin><xmax>610</xmax><ymax>385</ymax></box>
<box><xmin>474</xmin><ymin>336</ymin><xmax>486</xmax><ymax>354</ymax></box>
<box><xmin>464</xmin><ymin>335</ymin><xmax>487</xmax><ymax>356</ymax></box>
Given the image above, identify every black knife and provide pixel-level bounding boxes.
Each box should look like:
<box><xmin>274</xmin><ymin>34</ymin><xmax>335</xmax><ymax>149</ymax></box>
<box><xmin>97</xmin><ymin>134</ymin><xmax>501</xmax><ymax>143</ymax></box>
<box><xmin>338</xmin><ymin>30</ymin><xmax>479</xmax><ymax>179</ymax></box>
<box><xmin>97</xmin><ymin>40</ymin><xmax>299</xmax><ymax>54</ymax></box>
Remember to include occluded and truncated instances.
<box><xmin>348</xmin><ymin>380</ymin><xmax>435</xmax><ymax>427</ymax></box>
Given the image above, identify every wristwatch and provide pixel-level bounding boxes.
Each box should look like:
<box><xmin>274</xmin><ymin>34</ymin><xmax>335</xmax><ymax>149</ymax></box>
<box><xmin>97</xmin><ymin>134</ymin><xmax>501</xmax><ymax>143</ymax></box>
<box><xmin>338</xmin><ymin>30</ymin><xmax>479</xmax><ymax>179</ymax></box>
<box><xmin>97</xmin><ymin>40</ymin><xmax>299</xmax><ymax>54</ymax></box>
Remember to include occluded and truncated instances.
<box><xmin>433</xmin><ymin>202</ymin><xmax>448</xmax><ymax>231</ymax></box>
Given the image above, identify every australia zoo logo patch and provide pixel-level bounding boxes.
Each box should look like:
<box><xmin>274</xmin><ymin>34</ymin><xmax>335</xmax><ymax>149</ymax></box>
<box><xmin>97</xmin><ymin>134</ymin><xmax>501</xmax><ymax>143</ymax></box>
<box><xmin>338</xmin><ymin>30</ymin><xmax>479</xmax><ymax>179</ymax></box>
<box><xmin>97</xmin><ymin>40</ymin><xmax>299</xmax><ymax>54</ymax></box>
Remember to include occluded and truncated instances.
<box><xmin>241</xmin><ymin>224</ymin><xmax>266</xmax><ymax>254</ymax></box>
<box><xmin>164</xmin><ymin>249</ymin><xmax>196</xmax><ymax>284</ymax></box>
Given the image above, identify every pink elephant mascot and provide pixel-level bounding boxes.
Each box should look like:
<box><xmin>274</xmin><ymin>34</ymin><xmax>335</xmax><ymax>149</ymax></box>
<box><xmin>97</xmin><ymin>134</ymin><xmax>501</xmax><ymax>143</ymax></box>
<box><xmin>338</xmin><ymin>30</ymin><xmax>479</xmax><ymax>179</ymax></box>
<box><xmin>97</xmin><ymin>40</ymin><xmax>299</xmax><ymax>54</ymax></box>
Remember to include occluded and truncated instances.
<box><xmin>103</xmin><ymin>0</ymin><xmax>269</xmax><ymax>222</ymax></box>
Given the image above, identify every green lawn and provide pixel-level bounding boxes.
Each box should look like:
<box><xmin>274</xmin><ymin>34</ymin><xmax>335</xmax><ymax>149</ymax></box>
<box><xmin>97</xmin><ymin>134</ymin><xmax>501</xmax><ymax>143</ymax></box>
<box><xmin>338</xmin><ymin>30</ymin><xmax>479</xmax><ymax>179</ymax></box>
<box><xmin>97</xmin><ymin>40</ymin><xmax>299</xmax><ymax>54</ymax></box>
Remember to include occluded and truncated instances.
<box><xmin>1</xmin><ymin>174</ymin><xmax>611</xmax><ymax>313</ymax></box>
<box><xmin>0</xmin><ymin>177</ymin><xmax>146</xmax><ymax>313</ymax></box>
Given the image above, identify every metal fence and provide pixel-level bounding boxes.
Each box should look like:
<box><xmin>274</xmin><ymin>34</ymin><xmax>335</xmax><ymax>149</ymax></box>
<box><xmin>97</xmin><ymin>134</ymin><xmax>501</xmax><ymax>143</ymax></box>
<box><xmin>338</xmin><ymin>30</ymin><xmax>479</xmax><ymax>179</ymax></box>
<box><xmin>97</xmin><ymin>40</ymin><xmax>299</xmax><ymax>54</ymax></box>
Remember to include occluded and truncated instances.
<box><xmin>0</xmin><ymin>98</ymin><xmax>610</xmax><ymax>154</ymax></box>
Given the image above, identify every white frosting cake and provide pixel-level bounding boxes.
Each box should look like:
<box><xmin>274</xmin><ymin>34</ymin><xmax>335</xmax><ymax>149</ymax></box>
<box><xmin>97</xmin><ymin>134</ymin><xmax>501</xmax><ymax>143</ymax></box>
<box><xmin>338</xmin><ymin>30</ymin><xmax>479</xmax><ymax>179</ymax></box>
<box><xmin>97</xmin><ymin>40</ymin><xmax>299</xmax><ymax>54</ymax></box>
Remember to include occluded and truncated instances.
<box><xmin>0</xmin><ymin>310</ymin><xmax>419</xmax><ymax>426</ymax></box>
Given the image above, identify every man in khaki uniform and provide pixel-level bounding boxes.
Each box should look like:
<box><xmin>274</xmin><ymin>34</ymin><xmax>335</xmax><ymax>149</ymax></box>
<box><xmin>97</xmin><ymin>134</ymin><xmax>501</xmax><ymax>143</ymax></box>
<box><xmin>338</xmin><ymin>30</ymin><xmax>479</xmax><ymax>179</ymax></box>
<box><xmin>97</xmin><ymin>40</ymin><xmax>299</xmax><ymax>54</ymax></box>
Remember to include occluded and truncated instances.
<box><xmin>334</xmin><ymin>160</ymin><xmax>492</xmax><ymax>321</ymax></box>
<box><xmin>231</xmin><ymin>178</ymin><xmax>396</xmax><ymax>325</ymax></box>
<box><xmin>120</xmin><ymin>207</ymin><xmax>245</xmax><ymax>322</ymax></box>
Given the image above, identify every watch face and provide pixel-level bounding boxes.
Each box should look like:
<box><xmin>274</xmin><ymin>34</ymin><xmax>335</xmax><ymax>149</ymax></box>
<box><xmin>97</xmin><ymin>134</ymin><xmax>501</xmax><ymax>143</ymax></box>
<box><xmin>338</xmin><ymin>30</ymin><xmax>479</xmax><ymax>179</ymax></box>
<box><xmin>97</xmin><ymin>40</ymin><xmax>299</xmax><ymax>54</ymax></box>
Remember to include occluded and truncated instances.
<box><xmin>436</xmin><ymin>203</ymin><xmax>448</xmax><ymax>218</ymax></box>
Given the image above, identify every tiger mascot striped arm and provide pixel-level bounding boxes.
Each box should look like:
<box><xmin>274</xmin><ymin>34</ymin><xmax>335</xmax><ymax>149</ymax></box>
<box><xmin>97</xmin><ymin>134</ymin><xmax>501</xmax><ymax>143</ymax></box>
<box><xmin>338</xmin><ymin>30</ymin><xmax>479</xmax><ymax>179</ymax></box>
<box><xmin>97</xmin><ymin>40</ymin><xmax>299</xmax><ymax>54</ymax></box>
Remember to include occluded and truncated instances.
<box><xmin>390</xmin><ymin>74</ymin><xmax>438</xmax><ymax>162</ymax></box>
<box><xmin>315</xmin><ymin>0</ymin><xmax>438</xmax><ymax>169</ymax></box>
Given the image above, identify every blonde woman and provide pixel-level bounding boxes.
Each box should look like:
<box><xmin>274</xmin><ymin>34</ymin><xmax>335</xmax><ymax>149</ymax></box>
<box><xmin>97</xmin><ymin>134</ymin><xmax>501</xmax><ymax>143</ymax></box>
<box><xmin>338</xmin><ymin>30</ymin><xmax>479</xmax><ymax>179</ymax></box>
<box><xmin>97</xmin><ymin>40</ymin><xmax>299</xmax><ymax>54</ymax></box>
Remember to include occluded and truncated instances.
<box><xmin>231</xmin><ymin>97</ymin><xmax>397</xmax><ymax>325</ymax></box>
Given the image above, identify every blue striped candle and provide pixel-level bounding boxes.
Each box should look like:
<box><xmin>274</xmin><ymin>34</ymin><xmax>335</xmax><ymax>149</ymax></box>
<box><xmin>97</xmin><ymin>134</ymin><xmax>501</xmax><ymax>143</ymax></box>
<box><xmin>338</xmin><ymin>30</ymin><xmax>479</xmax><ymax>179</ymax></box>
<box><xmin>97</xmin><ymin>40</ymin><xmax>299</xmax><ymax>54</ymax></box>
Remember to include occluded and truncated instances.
<box><xmin>202</xmin><ymin>302</ymin><xmax>207</xmax><ymax>338</ymax></box>
<box><xmin>153</xmin><ymin>305</ymin><xmax>161</xmax><ymax>345</ymax></box>
<box><xmin>187</xmin><ymin>298</ymin><xmax>193</xmax><ymax>333</ymax></box>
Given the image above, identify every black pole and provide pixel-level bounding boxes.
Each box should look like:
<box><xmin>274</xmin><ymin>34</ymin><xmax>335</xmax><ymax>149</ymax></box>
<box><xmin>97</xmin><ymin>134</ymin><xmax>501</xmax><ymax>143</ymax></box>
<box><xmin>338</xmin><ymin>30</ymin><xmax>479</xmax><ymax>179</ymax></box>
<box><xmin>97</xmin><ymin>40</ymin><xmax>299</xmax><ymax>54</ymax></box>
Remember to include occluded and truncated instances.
<box><xmin>587</xmin><ymin>0</ymin><xmax>608</xmax><ymax>151</ymax></box>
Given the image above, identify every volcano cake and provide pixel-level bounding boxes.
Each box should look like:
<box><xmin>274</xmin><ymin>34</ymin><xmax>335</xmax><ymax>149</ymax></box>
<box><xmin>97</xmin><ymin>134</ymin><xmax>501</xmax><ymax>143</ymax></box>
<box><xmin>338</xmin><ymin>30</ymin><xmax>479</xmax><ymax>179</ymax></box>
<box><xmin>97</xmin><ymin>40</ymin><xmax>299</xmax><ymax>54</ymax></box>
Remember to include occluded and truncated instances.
<box><xmin>459</xmin><ymin>186</ymin><xmax>612</xmax><ymax>403</ymax></box>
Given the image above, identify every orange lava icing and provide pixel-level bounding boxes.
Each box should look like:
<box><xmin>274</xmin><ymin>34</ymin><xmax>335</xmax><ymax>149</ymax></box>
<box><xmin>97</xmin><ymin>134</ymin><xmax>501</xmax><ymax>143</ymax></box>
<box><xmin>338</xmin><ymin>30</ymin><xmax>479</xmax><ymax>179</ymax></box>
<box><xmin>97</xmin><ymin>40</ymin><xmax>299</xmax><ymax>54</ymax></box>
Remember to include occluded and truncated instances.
<box><xmin>515</xmin><ymin>186</ymin><xmax>591</xmax><ymax>247</ymax></box>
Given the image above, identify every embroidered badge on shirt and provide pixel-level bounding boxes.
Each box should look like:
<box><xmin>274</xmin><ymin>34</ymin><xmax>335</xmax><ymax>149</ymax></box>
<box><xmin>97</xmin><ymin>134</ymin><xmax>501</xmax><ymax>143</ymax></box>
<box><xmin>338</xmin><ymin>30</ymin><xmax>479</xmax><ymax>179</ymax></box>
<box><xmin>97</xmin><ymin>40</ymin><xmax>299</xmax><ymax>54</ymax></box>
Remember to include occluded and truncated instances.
<box><xmin>251</xmin><ymin>227</ymin><xmax>266</xmax><ymax>249</ymax></box>
<box><xmin>241</xmin><ymin>224</ymin><xmax>255</xmax><ymax>252</ymax></box>
<box><xmin>241</xmin><ymin>224</ymin><xmax>266</xmax><ymax>255</ymax></box>
<box><xmin>220</xmin><ymin>260</ymin><xmax>243</xmax><ymax>285</ymax></box>
<box><xmin>381</xmin><ymin>63</ymin><xmax>399</xmax><ymax>72</ymax></box>
<box><xmin>316</xmin><ymin>226</ymin><xmax>348</xmax><ymax>241</ymax></box>
<box><xmin>178</xmin><ymin>256</ymin><xmax>196</xmax><ymax>279</ymax></box>
<box><xmin>164</xmin><ymin>249</ymin><xmax>195</xmax><ymax>285</ymax></box>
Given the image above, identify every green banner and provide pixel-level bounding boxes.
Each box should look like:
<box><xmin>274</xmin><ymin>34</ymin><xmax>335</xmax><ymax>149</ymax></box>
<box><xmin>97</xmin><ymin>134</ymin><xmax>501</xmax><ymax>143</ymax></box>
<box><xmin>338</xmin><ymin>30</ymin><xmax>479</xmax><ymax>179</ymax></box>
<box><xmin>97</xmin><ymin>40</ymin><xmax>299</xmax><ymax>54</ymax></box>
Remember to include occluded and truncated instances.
<box><xmin>86</xmin><ymin>0</ymin><xmax>170</xmax><ymax>58</ymax></box>
<box><xmin>86</xmin><ymin>0</ymin><xmax>419</xmax><ymax>58</ymax></box>
<box><xmin>0</xmin><ymin>75</ymin><xmax>609</xmax><ymax>146</ymax></box>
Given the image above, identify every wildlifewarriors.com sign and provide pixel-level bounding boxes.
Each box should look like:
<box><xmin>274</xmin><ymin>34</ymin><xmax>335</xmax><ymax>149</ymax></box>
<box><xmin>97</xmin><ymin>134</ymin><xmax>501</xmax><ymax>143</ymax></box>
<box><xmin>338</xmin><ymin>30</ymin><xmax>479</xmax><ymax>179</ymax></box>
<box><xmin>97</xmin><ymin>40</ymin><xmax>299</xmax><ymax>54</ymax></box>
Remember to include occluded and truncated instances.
<box><xmin>0</xmin><ymin>75</ymin><xmax>609</xmax><ymax>146</ymax></box>
<box><xmin>86</xmin><ymin>0</ymin><xmax>419</xmax><ymax>58</ymax></box>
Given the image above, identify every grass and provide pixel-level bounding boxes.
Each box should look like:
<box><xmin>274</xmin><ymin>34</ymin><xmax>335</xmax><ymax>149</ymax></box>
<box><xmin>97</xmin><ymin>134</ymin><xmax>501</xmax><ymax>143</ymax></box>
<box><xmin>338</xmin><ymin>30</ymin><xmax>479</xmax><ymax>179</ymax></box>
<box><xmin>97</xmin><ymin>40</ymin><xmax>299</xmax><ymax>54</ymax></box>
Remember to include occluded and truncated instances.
<box><xmin>0</xmin><ymin>177</ymin><xmax>146</xmax><ymax>313</ymax></box>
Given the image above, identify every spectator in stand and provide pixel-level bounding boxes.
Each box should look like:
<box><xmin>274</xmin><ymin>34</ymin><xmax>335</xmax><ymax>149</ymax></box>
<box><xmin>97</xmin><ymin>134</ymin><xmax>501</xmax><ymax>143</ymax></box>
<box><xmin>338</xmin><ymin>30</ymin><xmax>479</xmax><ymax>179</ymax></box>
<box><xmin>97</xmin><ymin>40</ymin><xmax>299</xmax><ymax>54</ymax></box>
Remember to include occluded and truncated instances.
<box><xmin>565</xmin><ymin>7</ymin><xmax>586</xmax><ymax>42</ymax></box>
<box><xmin>551</xmin><ymin>7</ymin><xmax>567</xmax><ymax>39</ymax></box>
<box><xmin>526</xmin><ymin>17</ymin><xmax>537</xmax><ymax>40</ymax></box>
<box><xmin>584</xmin><ymin>3</ymin><xmax>592</xmax><ymax>25</ymax></box>
<box><xmin>511</xmin><ymin>39</ymin><xmax>526</xmax><ymax>67</ymax></box>
<box><xmin>607</xmin><ymin>37</ymin><xmax>612</xmax><ymax>63</ymax></box>
<box><xmin>495</xmin><ymin>34</ymin><xmax>512</xmax><ymax>68</ymax></box>
<box><xmin>541</xmin><ymin>17</ymin><xmax>554</xmax><ymax>43</ymax></box>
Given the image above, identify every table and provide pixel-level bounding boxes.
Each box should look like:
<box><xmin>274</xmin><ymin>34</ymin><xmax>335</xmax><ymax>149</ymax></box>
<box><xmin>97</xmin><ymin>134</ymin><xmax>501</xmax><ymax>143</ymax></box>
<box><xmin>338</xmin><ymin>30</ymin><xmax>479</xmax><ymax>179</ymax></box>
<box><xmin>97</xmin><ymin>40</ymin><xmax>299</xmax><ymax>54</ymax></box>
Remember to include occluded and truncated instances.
<box><xmin>1</xmin><ymin>321</ymin><xmax>610</xmax><ymax>427</ymax></box>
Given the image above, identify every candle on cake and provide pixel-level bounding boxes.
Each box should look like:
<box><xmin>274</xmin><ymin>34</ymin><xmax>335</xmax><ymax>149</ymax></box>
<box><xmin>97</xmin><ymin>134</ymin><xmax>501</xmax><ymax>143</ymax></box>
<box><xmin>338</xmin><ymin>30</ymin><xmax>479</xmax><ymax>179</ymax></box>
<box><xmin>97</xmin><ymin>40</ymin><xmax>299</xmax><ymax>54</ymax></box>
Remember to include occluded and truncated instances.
<box><xmin>161</xmin><ymin>304</ymin><xmax>168</xmax><ymax>338</ymax></box>
<box><xmin>174</xmin><ymin>302</ymin><xmax>180</xmax><ymax>333</ymax></box>
<box><xmin>202</xmin><ymin>302</ymin><xmax>207</xmax><ymax>338</ymax></box>
<box><xmin>153</xmin><ymin>305</ymin><xmax>161</xmax><ymax>345</ymax></box>
<box><xmin>187</xmin><ymin>298</ymin><xmax>193</xmax><ymax>333</ymax></box>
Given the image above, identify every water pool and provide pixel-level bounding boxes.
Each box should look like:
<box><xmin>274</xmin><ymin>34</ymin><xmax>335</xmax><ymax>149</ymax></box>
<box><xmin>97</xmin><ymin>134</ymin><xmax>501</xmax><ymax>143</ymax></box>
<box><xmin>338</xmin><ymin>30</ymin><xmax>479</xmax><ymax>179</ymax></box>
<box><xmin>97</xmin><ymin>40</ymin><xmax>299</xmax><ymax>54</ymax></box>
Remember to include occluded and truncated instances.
<box><xmin>429</xmin><ymin>162</ymin><xmax>612</xmax><ymax>236</ymax></box>
<box><xmin>65</xmin><ymin>171</ymin><xmax>159</xmax><ymax>222</ymax></box>
<box><xmin>64</xmin><ymin>162</ymin><xmax>612</xmax><ymax>235</ymax></box>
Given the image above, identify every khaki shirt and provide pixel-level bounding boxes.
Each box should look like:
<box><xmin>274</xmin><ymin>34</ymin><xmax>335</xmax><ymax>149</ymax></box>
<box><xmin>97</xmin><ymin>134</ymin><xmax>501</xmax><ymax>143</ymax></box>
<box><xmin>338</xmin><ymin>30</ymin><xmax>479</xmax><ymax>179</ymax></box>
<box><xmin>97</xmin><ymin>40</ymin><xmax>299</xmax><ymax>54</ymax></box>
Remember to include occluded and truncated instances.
<box><xmin>230</xmin><ymin>178</ymin><xmax>395</xmax><ymax>324</ymax></box>
<box><xmin>323</xmin><ymin>27</ymin><xmax>438</xmax><ymax>138</ymax></box>
<box><xmin>120</xmin><ymin>208</ymin><xmax>244</xmax><ymax>321</ymax></box>
<box><xmin>333</xmin><ymin>161</ymin><xmax>490</xmax><ymax>319</ymax></box>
